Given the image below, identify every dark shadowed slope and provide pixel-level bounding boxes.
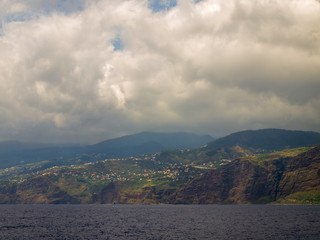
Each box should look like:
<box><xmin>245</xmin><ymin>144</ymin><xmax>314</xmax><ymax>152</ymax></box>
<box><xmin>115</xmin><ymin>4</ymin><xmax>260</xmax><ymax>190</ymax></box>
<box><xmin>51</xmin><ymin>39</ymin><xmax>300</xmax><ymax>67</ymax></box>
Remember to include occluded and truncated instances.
<box><xmin>0</xmin><ymin>132</ymin><xmax>214</xmax><ymax>169</ymax></box>
<box><xmin>84</xmin><ymin>132</ymin><xmax>214</xmax><ymax>156</ymax></box>
<box><xmin>207</xmin><ymin>129</ymin><xmax>320</xmax><ymax>151</ymax></box>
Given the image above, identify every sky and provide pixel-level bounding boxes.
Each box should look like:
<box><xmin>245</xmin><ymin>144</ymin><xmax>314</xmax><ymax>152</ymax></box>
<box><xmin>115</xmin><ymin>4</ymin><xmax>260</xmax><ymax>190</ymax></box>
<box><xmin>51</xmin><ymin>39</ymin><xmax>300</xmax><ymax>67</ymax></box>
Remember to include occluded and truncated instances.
<box><xmin>0</xmin><ymin>0</ymin><xmax>320</xmax><ymax>144</ymax></box>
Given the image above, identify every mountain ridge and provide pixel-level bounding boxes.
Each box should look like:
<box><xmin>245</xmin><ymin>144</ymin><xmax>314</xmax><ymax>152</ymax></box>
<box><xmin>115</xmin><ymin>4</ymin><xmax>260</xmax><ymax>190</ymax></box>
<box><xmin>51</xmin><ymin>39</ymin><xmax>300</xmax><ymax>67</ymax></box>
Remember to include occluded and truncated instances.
<box><xmin>1</xmin><ymin>128</ymin><xmax>320</xmax><ymax>204</ymax></box>
<box><xmin>207</xmin><ymin>128</ymin><xmax>320</xmax><ymax>151</ymax></box>
<box><xmin>0</xmin><ymin>132</ymin><xmax>214</xmax><ymax>169</ymax></box>
<box><xmin>87</xmin><ymin>131</ymin><xmax>213</xmax><ymax>150</ymax></box>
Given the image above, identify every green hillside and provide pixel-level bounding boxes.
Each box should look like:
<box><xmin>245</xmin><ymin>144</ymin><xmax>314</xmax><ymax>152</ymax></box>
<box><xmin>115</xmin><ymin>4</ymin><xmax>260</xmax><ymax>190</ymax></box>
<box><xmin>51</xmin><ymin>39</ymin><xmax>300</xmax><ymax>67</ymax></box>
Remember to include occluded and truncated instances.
<box><xmin>0</xmin><ymin>153</ymin><xmax>208</xmax><ymax>204</ymax></box>
<box><xmin>1</xmin><ymin>128</ymin><xmax>319</xmax><ymax>204</ymax></box>
<box><xmin>0</xmin><ymin>145</ymin><xmax>319</xmax><ymax>204</ymax></box>
<box><xmin>168</xmin><ymin>146</ymin><xmax>320</xmax><ymax>204</ymax></box>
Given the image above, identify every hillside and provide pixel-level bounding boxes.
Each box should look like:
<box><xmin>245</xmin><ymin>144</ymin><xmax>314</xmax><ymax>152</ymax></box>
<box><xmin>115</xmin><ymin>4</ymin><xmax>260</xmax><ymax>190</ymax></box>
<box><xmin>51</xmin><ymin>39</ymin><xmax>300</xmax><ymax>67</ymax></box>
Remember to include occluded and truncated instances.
<box><xmin>2</xmin><ymin>129</ymin><xmax>319</xmax><ymax>170</ymax></box>
<box><xmin>0</xmin><ymin>146</ymin><xmax>319</xmax><ymax>204</ymax></box>
<box><xmin>1</xmin><ymin>128</ymin><xmax>320</xmax><ymax>204</ymax></box>
<box><xmin>0</xmin><ymin>132</ymin><xmax>214</xmax><ymax>169</ymax></box>
<box><xmin>206</xmin><ymin>129</ymin><xmax>320</xmax><ymax>152</ymax></box>
<box><xmin>167</xmin><ymin>146</ymin><xmax>320</xmax><ymax>204</ymax></box>
<box><xmin>0</xmin><ymin>153</ymin><xmax>208</xmax><ymax>204</ymax></box>
<box><xmin>85</xmin><ymin>132</ymin><xmax>214</xmax><ymax>157</ymax></box>
<box><xmin>155</xmin><ymin>129</ymin><xmax>320</xmax><ymax>169</ymax></box>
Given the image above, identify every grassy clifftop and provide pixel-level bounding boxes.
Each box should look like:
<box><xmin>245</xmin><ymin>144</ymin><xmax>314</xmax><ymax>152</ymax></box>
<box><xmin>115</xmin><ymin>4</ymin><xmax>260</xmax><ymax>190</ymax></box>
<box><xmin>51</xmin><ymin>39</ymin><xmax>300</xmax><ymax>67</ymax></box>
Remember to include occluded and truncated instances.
<box><xmin>168</xmin><ymin>146</ymin><xmax>320</xmax><ymax>204</ymax></box>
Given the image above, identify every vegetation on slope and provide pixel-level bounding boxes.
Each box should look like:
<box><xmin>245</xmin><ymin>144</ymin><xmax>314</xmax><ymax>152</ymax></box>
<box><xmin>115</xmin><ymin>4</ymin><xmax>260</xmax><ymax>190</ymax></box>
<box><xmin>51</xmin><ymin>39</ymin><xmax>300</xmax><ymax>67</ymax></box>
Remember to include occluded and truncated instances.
<box><xmin>275</xmin><ymin>191</ymin><xmax>320</xmax><ymax>204</ymax></box>
<box><xmin>0</xmin><ymin>128</ymin><xmax>319</xmax><ymax>204</ymax></box>
<box><xmin>0</xmin><ymin>154</ymin><xmax>208</xmax><ymax>204</ymax></box>
<box><xmin>168</xmin><ymin>146</ymin><xmax>320</xmax><ymax>204</ymax></box>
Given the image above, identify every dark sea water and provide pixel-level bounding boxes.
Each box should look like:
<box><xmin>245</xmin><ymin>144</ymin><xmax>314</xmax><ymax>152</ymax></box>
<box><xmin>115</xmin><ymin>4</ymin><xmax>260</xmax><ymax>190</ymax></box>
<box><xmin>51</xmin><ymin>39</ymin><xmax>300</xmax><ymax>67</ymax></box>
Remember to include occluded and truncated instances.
<box><xmin>0</xmin><ymin>204</ymin><xmax>319</xmax><ymax>240</ymax></box>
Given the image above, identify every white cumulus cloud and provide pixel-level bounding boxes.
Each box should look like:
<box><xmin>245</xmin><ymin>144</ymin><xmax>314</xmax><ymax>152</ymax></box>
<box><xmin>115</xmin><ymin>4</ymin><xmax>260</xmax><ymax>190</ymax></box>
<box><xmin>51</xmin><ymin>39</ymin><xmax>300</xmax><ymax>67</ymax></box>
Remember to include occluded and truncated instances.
<box><xmin>0</xmin><ymin>0</ymin><xmax>319</xmax><ymax>143</ymax></box>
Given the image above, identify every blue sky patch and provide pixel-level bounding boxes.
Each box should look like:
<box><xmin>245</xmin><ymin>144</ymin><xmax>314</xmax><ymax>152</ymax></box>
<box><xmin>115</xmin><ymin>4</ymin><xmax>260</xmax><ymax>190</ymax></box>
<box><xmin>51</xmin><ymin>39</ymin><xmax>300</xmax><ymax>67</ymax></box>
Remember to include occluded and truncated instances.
<box><xmin>55</xmin><ymin>0</ymin><xmax>84</xmax><ymax>15</ymax></box>
<box><xmin>111</xmin><ymin>36</ymin><xmax>124</xmax><ymax>51</ymax></box>
<box><xmin>148</xmin><ymin>0</ymin><xmax>177</xmax><ymax>12</ymax></box>
<box><xmin>5</xmin><ymin>12</ymin><xmax>36</xmax><ymax>23</ymax></box>
<box><xmin>3</xmin><ymin>0</ymin><xmax>84</xmax><ymax>25</ymax></box>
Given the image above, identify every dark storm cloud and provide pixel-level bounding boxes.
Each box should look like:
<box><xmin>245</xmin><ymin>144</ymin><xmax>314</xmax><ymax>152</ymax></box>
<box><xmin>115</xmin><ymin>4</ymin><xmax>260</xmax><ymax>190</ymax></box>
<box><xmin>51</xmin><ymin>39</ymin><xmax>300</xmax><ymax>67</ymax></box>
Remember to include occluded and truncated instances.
<box><xmin>0</xmin><ymin>0</ymin><xmax>319</xmax><ymax>143</ymax></box>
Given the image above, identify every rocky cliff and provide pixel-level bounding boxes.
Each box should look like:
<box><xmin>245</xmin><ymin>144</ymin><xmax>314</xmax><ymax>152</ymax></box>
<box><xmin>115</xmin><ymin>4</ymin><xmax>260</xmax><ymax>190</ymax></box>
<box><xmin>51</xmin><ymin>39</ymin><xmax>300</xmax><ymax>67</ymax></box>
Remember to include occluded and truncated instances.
<box><xmin>167</xmin><ymin>146</ymin><xmax>320</xmax><ymax>204</ymax></box>
<box><xmin>1</xmin><ymin>146</ymin><xmax>319</xmax><ymax>204</ymax></box>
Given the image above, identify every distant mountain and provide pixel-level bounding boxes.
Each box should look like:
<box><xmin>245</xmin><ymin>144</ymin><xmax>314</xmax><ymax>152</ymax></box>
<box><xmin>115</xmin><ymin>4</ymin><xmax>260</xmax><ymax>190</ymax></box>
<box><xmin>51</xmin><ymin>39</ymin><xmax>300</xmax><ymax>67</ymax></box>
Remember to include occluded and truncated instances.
<box><xmin>155</xmin><ymin>129</ymin><xmax>320</xmax><ymax>169</ymax></box>
<box><xmin>0</xmin><ymin>132</ymin><xmax>214</xmax><ymax>169</ymax></box>
<box><xmin>85</xmin><ymin>132</ymin><xmax>214</xmax><ymax>157</ymax></box>
<box><xmin>0</xmin><ymin>141</ymin><xmax>75</xmax><ymax>152</ymax></box>
<box><xmin>207</xmin><ymin>129</ymin><xmax>320</xmax><ymax>152</ymax></box>
<box><xmin>0</xmin><ymin>142</ymin><xmax>81</xmax><ymax>169</ymax></box>
<box><xmin>2</xmin><ymin>129</ymin><xmax>320</xmax><ymax>204</ymax></box>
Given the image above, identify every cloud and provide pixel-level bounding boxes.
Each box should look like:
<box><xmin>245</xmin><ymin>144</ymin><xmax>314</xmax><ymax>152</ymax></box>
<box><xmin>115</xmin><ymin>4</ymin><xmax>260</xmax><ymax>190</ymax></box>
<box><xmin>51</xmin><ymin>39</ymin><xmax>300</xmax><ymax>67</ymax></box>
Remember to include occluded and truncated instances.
<box><xmin>0</xmin><ymin>0</ymin><xmax>319</xmax><ymax>143</ymax></box>
<box><xmin>148</xmin><ymin>0</ymin><xmax>177</xmax><ymax>12</ymax></box>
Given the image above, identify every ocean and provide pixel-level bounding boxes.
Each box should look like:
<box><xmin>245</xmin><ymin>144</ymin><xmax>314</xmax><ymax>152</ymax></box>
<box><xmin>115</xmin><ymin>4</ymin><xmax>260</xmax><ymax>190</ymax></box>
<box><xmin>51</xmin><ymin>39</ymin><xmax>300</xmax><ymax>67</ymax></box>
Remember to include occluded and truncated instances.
<box><xmin>0</xmin><ymin>204</ymin><xmax>319</xmax><ymax>239</ymax></box>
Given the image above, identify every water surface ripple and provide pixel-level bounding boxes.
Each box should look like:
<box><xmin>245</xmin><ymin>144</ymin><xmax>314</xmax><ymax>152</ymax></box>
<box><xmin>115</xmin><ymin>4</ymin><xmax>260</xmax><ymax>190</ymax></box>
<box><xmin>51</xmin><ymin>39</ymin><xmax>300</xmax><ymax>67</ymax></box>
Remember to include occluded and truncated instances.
<box><xmin>0</xmin><ymin>204</ymin><xmax>319</xmax><ymax>239</ymax></box>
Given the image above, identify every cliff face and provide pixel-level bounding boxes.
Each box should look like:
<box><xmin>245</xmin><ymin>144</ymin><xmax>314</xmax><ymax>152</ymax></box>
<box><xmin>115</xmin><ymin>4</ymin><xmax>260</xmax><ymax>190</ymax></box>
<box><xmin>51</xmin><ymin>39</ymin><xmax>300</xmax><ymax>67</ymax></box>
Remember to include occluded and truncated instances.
<box><xmin>0</xmin><ymin>146</ymin><xmax>319</xmax><ymax>204</ymax></box>
<box><xmin>0</xmin><ymin>176</ymin><xmax>80</xmax><ymax>204</ymax></box>
<box><xmin>167</xmin><ymin>159</ymin><xmax>277</xmax><ymax>204</ymax></box>
<box><xmin>95</xmin><ymin>183</ymin><xmax>175</xmax><ymax>204</ymax></box>
<box><xmin>168</xmin><ymin>146</ymin><xmax>320</xmax><ymax>204</ymax></box>
<box><xmin>276</xmin><ymin>146</ymin><xmax>320</xmax><ymax>199</ymax></box>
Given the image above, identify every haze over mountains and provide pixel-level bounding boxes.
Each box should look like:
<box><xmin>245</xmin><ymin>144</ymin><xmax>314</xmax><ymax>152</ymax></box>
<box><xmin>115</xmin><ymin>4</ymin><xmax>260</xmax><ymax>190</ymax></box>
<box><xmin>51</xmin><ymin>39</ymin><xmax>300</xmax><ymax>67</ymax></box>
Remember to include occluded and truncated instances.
<box><xmin>1</xmin><ymin>0</ymin><xmax>319</xmax><ymax>206</ymax></box>
<box><xmin>2</xmin><ymin>128</ymin><xmax>320</xmax><ymax>169</ymax></box>
<box><xmin>1</xmin><ymin>0</ymin><xmax>319</xmax><ymax>145</ymax></box>
<box><xmin>0</xmin><ymin>132</ymin><xmax>214</xmax><ymax>169</ymax></box>
<box><xmin>84</xmin><ymin>132</ymin><xmax>214</xmax><ymax>156</ymax></box>
<box><xmin>1</xmin><ymin>129</ymin><xmax>320</xmax><ymax>170</ymax></box>
<box><xmin>0</xmin><ymin>128</ymin><xmax>320</xmax><ymax>204</ymax></box>
<box><xmin>207</xmin><ymin>129</ymin><xmax>320</xmax><ymax>151</ymax></box>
